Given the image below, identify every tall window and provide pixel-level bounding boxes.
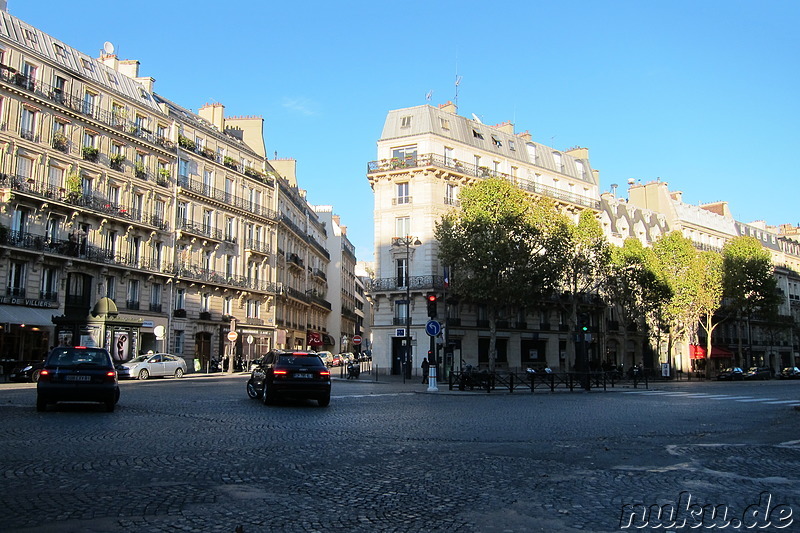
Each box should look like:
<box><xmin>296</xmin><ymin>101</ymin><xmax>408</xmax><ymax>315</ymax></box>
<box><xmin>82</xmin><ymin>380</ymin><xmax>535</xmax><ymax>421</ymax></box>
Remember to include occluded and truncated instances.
<box><xmin>203</xmin><ymin>250</ymin><xmax>212</xmax><ymax>271</ymax></box>
<box><xmin>552</xmin><ymin>152</ymin><xmax>562</xmax><ymax>170</ymax></box>
<box><xmin>225</xmin><ymin>217</ymin><xmax>235</xmax><ymax>241</ymax></box>
<box><xmin>16</xmin><ymin>156</ymin><xmax>34</xmax><ymax>179</ymax></box>
<box><xmin>203</xmin><ymin>169</ymin><xmax>213</xmax><ymax>192</ymax></box>
<box><xmin>8</xmin><ymin>261</ymin><xmax>26</xmax><ymax>297</ymax></box>
<box><xmin>20</xmin><ymin>107</ymin><xmax>36</xmax><ymax>140</ymax></box>
<box><xmin>83</xmin><ymin>131</ymin><xmax>97</xmax><ymax>149</ymax></box>
<box><xmin>82</xmin><ymin>91</ymin><xmax>96</xmax><ymax>116</ymax></box>
<box><xmin>176</xmin><ymin>202</ymin><xmax>188</xmax><ymax>226</ymax></box>
<box><xmin>126</xmin><ymin>279</ymin><xmax>140</xmax><ymax>308</ymax></box>
<box><xmin>396</xmin><ymin>257</ymin><xmax>408</xmax><ymax>287</ymax></box>
<box><xmin>202</xmin><ymin>209</ymin><xmax>213</xmax><ymax>233</ymax></box>
<box><xmin>395</xmin><ymin>300</ymin><xmax>409</xmax><ymax>326</ymax></box>
<box><xmin>178</xmin><ymin>158</ymin><xmax>190</xmax><ymax>178</ymax></box>
<box><xmin>40</xmin><ymin>267</ymin><xmax>58</xmax><ymax>301</ymax></box>
<box><xmin>104</xmin><ymin>230</ymin><xmax>117</xmax><ymax>256</ymax></box>
<box><xmin>175</xmin><ymin>288</ymin><xmax>185</xmax><ymax>310</ymax></box>
<box><xmin>45</xmin><ymin>216</ymin><xmax>59</xmax><ymax>242</ymax></box>
<box><xmin>247</xmin><ymin>299</ymin><xmax>260</xmax><ymax>319</ymax></box>
<box><xmin>151</xmin><ymin>283</ymin><xmax>162</xmax><ymax>310</ymax></box>
<box><xmin>105</xmin><ymin>275</ymin><xmax>116</xmax><ymax>300</ymax></box>
<box><xmin>11</xmin><ymin>207</ymin><xmax>29</xmax><ymax>235</ymax></box>
<box><xmin>225</xmin><ymin>255</ymin><xmax>234</xmax><ymax>277</ymax></box>
<box><xmin>223</xmin><ymin>296</ymin><xmax>233</xmax><ymax>316</ymax></box>
<box><xmin>112</xmin><ymin>103</ymin><xmax>126</xmax><ymax>126</ymax></box>
<box><xmin>395</xmin><ymin>216</ymin><xmax>410</xmax><ymax>238</ymax></box>
<box><xmin>155</xmin><ymin>200</ymin><xmax>166</xmax><ymax>226</ymax></box>
<box><xmin>444</xmin><ymin>146</ymin><xmax>453</xmax><ymax>165</ymax></box>
<box><xmin>201</xmin><ymin>292</ymin><xmax>211</xmax><ymax>312</ymax></box>
<box><xmin>526</xmin><ymin>143</ymin><xmax>536</xmax><ymax>163</ymax></box>
<box><xmin>128</xmin><ymin>236</ymin><xmax>141</xmax><ymax>265</ymax></box>
<box><xmin>396</xmin><ymin>182</ymin><xmax>410</xmax><ymax>204</ymax></box>
<box><xmin>174</xmin><ymin>330</ymin><xmax>185</xmax><ymax>355</ymax></box>
<box><xmin>445</xmin><ymin>183</ymin><xmax>458</xmax><ymax>206</ymax></box>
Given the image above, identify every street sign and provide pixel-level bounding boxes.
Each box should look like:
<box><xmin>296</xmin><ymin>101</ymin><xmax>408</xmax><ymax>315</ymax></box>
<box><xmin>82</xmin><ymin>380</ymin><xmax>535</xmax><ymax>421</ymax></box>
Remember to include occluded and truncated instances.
<box><xmin>246</xmin><ymin>335</ymin><xmax>254</xmax><ymax>345</ymax></box>
<box><xmin>425</xmin><ymin>320</ymin><xmax>442</xmax><ymax>337</ymax></box>
<box><xmin>352</xmin><ymin>335</ymin><xmax>362</xmax><ymax>345</ymax></box>
<box><xmin>227</xmin><ymin>331</ymin><xmax>238</xmax><ymax>342</ymax></box>
<box><xmin>153</xmin><ymin>325</ymin><xmax>165</xmax><ymax>340</ymax></box>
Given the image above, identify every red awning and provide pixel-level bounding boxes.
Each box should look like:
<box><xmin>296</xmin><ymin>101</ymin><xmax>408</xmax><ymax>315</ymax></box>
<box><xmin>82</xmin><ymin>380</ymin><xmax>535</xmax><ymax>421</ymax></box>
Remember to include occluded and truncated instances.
<box><xmin>306</xmin><ymin>331</ymin><xmax>323</xmax><ymax>346</ymax></box>
<box><xmin>690</xmin><ymin>344</ymin><xmax>734</xmax><ymax>359</ymax></box>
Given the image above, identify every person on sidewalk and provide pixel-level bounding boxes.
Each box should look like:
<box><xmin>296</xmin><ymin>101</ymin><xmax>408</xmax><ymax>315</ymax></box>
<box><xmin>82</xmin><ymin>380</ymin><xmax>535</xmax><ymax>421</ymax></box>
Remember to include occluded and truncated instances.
<box><xmin>421</xmin><ymin>357</ymin><xmax>430</xmax><ymax>384</ymax></box>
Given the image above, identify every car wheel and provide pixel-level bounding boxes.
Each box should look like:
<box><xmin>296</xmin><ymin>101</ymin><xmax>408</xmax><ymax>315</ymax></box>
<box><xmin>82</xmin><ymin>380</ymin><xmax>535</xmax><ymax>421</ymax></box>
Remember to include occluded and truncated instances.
<box><xmin>31</xmin><ymin>369</ymin><xmax>41</xmax><ymax>383</ymax></box>
<box><xmin>317</xmin><ymin>395</ymin><xmax>331</xmax><ymax>408</ymax></box>
<box><xmin>246</xmin><ymin>379</ymin><xmax>259</xmax><ymax>399</ymax></box>
<box><xmin>36</xmin><ymin>396</ymin><xmax>47</xmax><ymax>412</ymax></box>
<box><xmin>105</xmin><ymin>399</ymin><xmax>115</xmax><ymax>412</ymax></box>
<box><xmin>174</xmin><ymin>368</ymin><xmax>184</xmax><ymax>379</ymax></box>
<box><xmin>138</xmin><ymin>369</ymin><xmax>150</xmax><ymax>380</ymax></box>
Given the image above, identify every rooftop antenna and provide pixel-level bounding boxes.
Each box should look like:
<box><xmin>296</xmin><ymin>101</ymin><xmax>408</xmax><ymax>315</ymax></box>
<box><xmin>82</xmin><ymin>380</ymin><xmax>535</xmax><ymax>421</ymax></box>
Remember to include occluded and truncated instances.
<box><xmin>454</xmin><ymin>74</ymin><xmax>462</xmax><ymax>109</ymax></box>
<box><xmin>425</xmin><ymin>90</ymin><xmax>433</xmax><ymax>102</ymax></box>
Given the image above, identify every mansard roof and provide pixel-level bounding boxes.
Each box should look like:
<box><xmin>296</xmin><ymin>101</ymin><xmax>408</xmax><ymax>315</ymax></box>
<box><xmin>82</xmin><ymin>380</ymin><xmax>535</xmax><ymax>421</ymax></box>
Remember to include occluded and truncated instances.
<box><xmin>380</xmin><ymin>104</ymin><xmax>597</xmax><ymax>186</ymax></box>
<box><xmin>0</xmin><ymin>10</ymin><xmax>162</xmax><ymax>113</ymax></box>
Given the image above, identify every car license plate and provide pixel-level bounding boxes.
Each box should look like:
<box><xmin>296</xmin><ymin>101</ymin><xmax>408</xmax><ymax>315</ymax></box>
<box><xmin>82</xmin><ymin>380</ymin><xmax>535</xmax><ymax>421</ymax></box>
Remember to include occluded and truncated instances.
<box><xmin>294</xmin><ymin>373</ymin><xmax>312</xmax><ymax>379</ymax></box>
<box><xmin>65</xmin><ymin>375</ymin><xmax>91</xmax><ymax>382</ymax></box>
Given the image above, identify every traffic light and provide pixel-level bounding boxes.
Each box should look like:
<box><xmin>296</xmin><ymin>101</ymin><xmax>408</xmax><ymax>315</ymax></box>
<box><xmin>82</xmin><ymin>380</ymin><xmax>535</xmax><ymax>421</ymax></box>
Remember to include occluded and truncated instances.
<box><xmin>426</xmin><ymin>293</ymin><xmax>438</xmax><ymax>318</ymax></box>
<box><xmin>578</xmin><ymin>312</ymin><xmax>589</xmax><ymax>332</ymax></box>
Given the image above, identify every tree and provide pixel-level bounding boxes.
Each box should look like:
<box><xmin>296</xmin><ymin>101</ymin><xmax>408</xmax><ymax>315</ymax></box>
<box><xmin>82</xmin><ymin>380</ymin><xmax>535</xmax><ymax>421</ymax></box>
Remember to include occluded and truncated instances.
<box><xmin>722</xmin><ymin>236</ymin><xmax>780</xmax><ymax>367</ymax></box>
<box><xmin>559</xmin><ymin>210</ymin><xmax>611</xmax><ymax>372</ymax></box>
<box><xmin>606</xmin><ymin>238</ymin><xmax>671</xmax><ymax>370</ymax></box>
<box><xmin>651</xmin><ymin>232</ymin><xmax>702</xmax><ymax>371</ymax></box>
<box><xmin>435</xmin><ymin>178</ymin><xmax>569</xmax><ymax>371</ymax></box>
<box><xmin>695</xmin><ymin>251</ymin><xmax>724</xmax><ymax>378</ymax></box>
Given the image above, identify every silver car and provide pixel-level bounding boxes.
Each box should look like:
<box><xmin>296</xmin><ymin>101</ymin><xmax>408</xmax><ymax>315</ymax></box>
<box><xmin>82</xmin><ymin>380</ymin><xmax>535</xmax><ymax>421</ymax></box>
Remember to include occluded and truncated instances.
<box><xmin>117</xmin><ymin>353</ymin><xmax>187</xmax><ymax>380</ymax></box>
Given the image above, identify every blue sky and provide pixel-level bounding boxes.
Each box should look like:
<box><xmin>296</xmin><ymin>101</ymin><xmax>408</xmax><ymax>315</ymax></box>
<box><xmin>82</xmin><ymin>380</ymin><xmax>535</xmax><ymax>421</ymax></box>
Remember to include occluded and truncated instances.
<box><xmin>11</xmin><ymin>1</ymin><xmax>800</xmax><ymax>262</ymax></box>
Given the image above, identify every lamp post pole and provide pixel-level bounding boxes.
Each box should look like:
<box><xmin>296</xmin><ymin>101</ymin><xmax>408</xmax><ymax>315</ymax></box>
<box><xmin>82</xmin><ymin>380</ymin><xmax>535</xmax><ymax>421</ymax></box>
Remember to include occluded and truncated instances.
<box><xmin>395</xmin><ymin>236</ymin><xmax>420</xmax><ymax>383</ymax></box>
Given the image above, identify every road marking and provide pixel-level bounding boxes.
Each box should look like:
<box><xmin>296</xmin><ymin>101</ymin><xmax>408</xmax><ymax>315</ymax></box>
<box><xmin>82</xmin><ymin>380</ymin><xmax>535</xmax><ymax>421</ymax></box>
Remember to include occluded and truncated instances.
<box><xmin>706</xmin><ymin>396</ymin><xmax>753</xmax><ymax>401</ymax></box>
<box><xmin>735</xmin><ymin>398</ymin><xmax>779</xmax><ymax>402</ymax></box>
<box><xmin>332</xmin><ymin>392</ymin><xmax>416</xmax><ymax>399</ymax></box>
<box><xmin>763</xmin><ymin>400</ymin><xmax>800</xmax><ymax>404</ymax></box>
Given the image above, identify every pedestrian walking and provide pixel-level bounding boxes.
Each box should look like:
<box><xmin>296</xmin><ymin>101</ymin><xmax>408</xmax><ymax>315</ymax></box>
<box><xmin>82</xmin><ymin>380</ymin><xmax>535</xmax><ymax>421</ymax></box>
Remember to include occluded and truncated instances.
<box><xmin>421</xmin><ymin>357</ymin><xmax>430</xmax><ymax>384</ymax></box>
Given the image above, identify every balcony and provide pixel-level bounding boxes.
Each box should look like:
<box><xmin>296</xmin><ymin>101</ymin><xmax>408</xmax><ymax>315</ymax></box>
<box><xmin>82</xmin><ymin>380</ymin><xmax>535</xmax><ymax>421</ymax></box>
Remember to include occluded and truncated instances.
<box><xmin>6</xmin><ymin>286</ymin><xmax>25</xmax><ymax>297</ymax></box>
<box><xmin>199</xmin><ymin>311</ymin><xmax>212</xmax><ymax>321</ymax></box>
<box><xmin>149</xmin><ymin>303</ymin><xmax>163</xmax><ymax>313</ymax></box>
<box><xmin>368</xmin><ymin>275</ymin><xmax>446</xmax><ymax>293</ymax></box>
<box><xmin>367</xmin><ymin>153</ymin><xmax>600</xmax><ymax>210</ymax></box>
<box><xmin>126</xmin><ymin>300</ymin><xmax>140</xmax><ymax>310</ymax></box>
<box><xmin>176</xmin><ymin>220</ymin><xmax>224</xmax><ymax>242</ymax></box>
<box><xmin>173</xmin><ymin>308</ymin><xmax>187</xmax><ymax>318</ymax></box>
<box><xmin>244</xmin><ymin>239</ymin><xmax>271</xmax><ymax>255</ymax></box>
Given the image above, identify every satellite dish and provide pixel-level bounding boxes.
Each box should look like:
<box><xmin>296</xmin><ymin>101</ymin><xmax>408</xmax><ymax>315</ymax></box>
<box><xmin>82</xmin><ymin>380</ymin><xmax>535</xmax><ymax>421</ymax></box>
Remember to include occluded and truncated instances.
<box><xmin>103</xmin><ymin>41</ymin><xmax>115</xmax><ymax>55</ymax></box>
<box><xmin>471</xmin><ymin>113</ymin><xmax>482</xmax><ymax>124</ymax></box>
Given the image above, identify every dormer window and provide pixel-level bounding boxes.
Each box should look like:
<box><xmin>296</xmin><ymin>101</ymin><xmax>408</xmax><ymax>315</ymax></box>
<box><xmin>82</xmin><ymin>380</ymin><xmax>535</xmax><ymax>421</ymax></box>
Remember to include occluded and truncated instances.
<box><xmin>472</xmin><ymin>129</ymin><xmax>484</xmax><ymax>140</ymax></box>
<box><xmin>400</xmin><ymin>115</ymin><xmax>412</xmax><ymax>128</ymax></box>
<box><xmin>52</xmin><ymin>43</ymin><xmax>67</xmax><ymax>57</ymax></box>
<box><xmin>492</xmin><ymin>136</ymin><xmax>502</xmax><ymax>148</ymax></box>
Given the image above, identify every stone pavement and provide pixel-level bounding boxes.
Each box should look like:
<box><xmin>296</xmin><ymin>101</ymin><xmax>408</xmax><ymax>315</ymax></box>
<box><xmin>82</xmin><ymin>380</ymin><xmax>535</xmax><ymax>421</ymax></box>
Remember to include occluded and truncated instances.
<box><xmin>0</xmin><ymin>373</ymin><xmax>798</xmax><ymax>532</ymax></box>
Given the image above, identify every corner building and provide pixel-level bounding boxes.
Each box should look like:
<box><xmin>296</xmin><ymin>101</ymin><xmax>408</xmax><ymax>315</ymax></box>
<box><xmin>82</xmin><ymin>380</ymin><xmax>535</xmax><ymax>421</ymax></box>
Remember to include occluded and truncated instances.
<box><xmin>366</xmin><ymin>103</ymin><xmax>608</xmax><ymax>375</ymax></box>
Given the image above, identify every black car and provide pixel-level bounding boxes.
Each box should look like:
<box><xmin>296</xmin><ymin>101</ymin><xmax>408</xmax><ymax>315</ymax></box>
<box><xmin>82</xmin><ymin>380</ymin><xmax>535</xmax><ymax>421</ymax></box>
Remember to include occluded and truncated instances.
<box><xmin>743</xmin><ymin>366</ymin><xmax>772</xmax><ymax>380</ymax></box>
<box><xmin>36</xmin><ymin>346</ymin><xmax>120</xmax><ymax>412</ymax></box>
<box><xmin>246</xmin><ymin>350</ymin><xmax>331</xmax><ymax>407</ymax></box>
<box><xmin>717</xmin><ymin>367</ymin><xmax>744</xmax><ymax>381</ymax></box>
<box><xmin>8</xmin><ymin>359</ymin><xmax>45</xmax><ymax>382</ymax></box>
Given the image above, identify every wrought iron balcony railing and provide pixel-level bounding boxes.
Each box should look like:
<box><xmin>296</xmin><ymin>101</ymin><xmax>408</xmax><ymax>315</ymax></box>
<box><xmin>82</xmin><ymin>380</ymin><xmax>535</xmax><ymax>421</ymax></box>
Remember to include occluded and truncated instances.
<box><xmin>367</xmin><ymin>153</ymin><xmax>600</xmax><ymax>210</ymax></box>
<box><xmin>368</xmin><ymin>275</ymin><xmax>445</xmax><ymax>292</ymax></box>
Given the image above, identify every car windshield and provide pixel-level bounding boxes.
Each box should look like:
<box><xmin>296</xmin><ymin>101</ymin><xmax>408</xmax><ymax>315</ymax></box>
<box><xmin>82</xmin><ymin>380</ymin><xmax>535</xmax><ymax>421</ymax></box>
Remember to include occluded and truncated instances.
<box><xmin>127</xmin><ymin>355</ymin><xmax>151</xmax><ymax>363</ymax></box>
<box><xmin>47</xmin><ymin>348</ymin><xmax>109</xmax><ymax>366</ymax></box>
<box><xmin>277</xmin><ymin>355</ymin><xmax>324</xmax><ymax>367</ymax></box>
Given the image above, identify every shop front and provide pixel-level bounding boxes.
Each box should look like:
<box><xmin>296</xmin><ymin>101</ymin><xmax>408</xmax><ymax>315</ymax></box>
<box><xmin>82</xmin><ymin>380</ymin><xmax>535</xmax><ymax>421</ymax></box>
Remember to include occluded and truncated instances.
<box><xmin>690</xmin><ymin>344</ymin><xmax>734</xmax><ymax>373</ymax></box>
<box><xmin>0</xmin><ymin>302</ymin><xmax>56</xmax><ymax>368</ymax></box>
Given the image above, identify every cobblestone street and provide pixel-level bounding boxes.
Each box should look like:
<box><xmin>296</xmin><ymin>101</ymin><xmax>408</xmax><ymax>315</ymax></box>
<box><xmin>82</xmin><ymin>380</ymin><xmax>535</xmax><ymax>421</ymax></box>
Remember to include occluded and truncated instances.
<box><xmin>1</xmin><ymin>375</ymin><xmax>798</xmax><ymax>532</ymax></box>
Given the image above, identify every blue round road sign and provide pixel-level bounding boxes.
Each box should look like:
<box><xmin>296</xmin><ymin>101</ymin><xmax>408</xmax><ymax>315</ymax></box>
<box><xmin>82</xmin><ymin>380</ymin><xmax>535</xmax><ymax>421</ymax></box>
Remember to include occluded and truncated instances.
<box><xmin>425</xmin><ymin>320</ymin><xmax>442</xmax><ymax>336</ymax></box>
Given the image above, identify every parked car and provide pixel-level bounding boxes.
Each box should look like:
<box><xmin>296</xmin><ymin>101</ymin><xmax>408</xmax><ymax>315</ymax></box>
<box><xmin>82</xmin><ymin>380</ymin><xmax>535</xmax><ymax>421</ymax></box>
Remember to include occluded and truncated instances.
<box><xmin>36</xmin><ymin>346</ymin><xmax>120</xmax><ymax>412</ymax></box>
<box><xmin>8</xmin><ymin>359</ymin><xmax>45</xmax><ymax>382</ymax></box>
<box><xmin>116</xmin><ymin>353</ymin><xmax>187</xmax><ymax>380</ymax></box>
<box><xmin>780</xmin><ymin>367</ymin><xmax>800</xmax><ymax>379</ymax></box>
<box><xmin>743</xmin><ymin>366</ymin><xmax>773</xmax><ymax>380</ymax></box>
<box><xmin>330</xmin><ymin>354</ymin><xmax>345</xmax><ymax>367</ymax></box>
<box><xmin>717</xmin><ymin>367</ymin><xmax>744</xmax><ymax>381</ymax></box>
<box><xmin>339</xmin><ymin>353</ymin><xmax>356</xmax><ymax>364</ymax></box>
<box><xmin>246</xmin><ymin>350</ymin><xmax>331</xmax><ymax>407</ymax></box>
<box><xmin>315</xmin><ymin>351</ymin><xmax>334</xmax><ymax>367</ymax></box>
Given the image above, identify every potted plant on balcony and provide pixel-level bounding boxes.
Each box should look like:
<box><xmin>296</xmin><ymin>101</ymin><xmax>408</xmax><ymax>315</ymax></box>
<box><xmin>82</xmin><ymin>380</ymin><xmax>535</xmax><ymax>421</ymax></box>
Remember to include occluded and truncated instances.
<box><xmin>177</xmin><ymin>134</ymin><xmax>196</xmax><ymax>151</ymax></box>
<box><xmin>134</xmin><ymin>162</ymin><xmax>146</xmax><ymax>178</ymax></box>
<box><xmin>52</xmin><ymin>132</ymin><xmax>68</xmax><ymax>152</ymax></box>
<box><xmin>65</xmin><ymin>172</ymin><xmax>81</xmax><ymax>203</ymax></box>
<box><xmin>223</xmin><ymin>155</ymin><xmax>238</xmax><ymax>170</ymax></box>
<box><xmin>82</xmin><ymin>146</ymin><xmax>99</xmax><ymax>162</ymax></box>
<box><xmin>201</xmin><ymin>147</ymin><xmax>215</xmax><ymax>160</ymax></box>
<box><xmin>110</xmin><ymin>153</ymin><xmax>126</xmax><ymax>170</ymax></box>
<box><xmin>158</xmin><ymin>167</ymin><xmax>171</xmax><ymax>183</ymax></box>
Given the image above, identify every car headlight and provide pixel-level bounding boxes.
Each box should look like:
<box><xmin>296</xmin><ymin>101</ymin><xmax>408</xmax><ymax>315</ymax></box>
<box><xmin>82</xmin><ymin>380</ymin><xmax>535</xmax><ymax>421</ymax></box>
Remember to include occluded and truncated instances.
<box><xmin>22</xmin><ymin>365</ymin><xmax>32</xmax><ymax>371</ymax></box>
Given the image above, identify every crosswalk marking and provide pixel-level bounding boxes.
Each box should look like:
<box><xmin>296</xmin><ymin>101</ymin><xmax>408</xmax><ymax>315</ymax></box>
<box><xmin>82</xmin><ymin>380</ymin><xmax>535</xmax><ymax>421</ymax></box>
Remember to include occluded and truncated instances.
<box><xmin>621</xmin><ymin>389</ymin><xmax>798</xmax><ymax>406</ymax></box>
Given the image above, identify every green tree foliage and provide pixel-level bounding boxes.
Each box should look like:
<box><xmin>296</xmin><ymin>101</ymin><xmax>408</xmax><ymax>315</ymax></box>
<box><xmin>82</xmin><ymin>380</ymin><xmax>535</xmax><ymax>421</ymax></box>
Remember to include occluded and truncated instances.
<box><xmin>560</xmin><ymin>210</ymin><xmax>611</xmax><ymax>370</ymax></box>
<box><xmin>722</xmin><ymin>236</ymin><xmax>780</xmax><ymax>366</ymax></box>
<box><xmin>435</xmin><ymin>178</ymin><xmax>569</xmax><ymax>370</ymax></box>
<box><xmin>606</xmin><ymin>238</ymin><xmax>672</xmax><ymax>368</ymax></box>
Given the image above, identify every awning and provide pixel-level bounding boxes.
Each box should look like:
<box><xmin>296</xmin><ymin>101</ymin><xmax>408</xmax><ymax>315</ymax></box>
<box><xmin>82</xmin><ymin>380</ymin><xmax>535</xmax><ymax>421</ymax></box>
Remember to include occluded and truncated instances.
<box><xmin>690</xmin><ymin>344</ymin><xmax>734</xmax><ymax>359</ymax></box>
<box><xmin>307</xmin><ymin>331</ymin><xmax>323</xmax><ymax>347</ymax></box>
<box><xmin>0</xmin><ymin>305</ymin><xmax>57</xmax><ymax>326</ymax></box>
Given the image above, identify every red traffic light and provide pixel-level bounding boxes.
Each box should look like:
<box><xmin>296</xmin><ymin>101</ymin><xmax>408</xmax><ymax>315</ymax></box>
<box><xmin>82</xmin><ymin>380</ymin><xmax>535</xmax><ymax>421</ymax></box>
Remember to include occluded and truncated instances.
<box><xmin>427</xmin><ymin>294</ymin><xmax>437</xmax><ymax>302</ymax></box>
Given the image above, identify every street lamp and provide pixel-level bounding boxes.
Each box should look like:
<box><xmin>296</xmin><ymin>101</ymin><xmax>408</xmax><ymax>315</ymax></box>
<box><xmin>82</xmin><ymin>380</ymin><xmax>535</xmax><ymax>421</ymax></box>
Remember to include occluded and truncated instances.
<box><xmin>393</xmin><ymin>236</ymin><xmax>421</xmax><ymax>382</ymax></box>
